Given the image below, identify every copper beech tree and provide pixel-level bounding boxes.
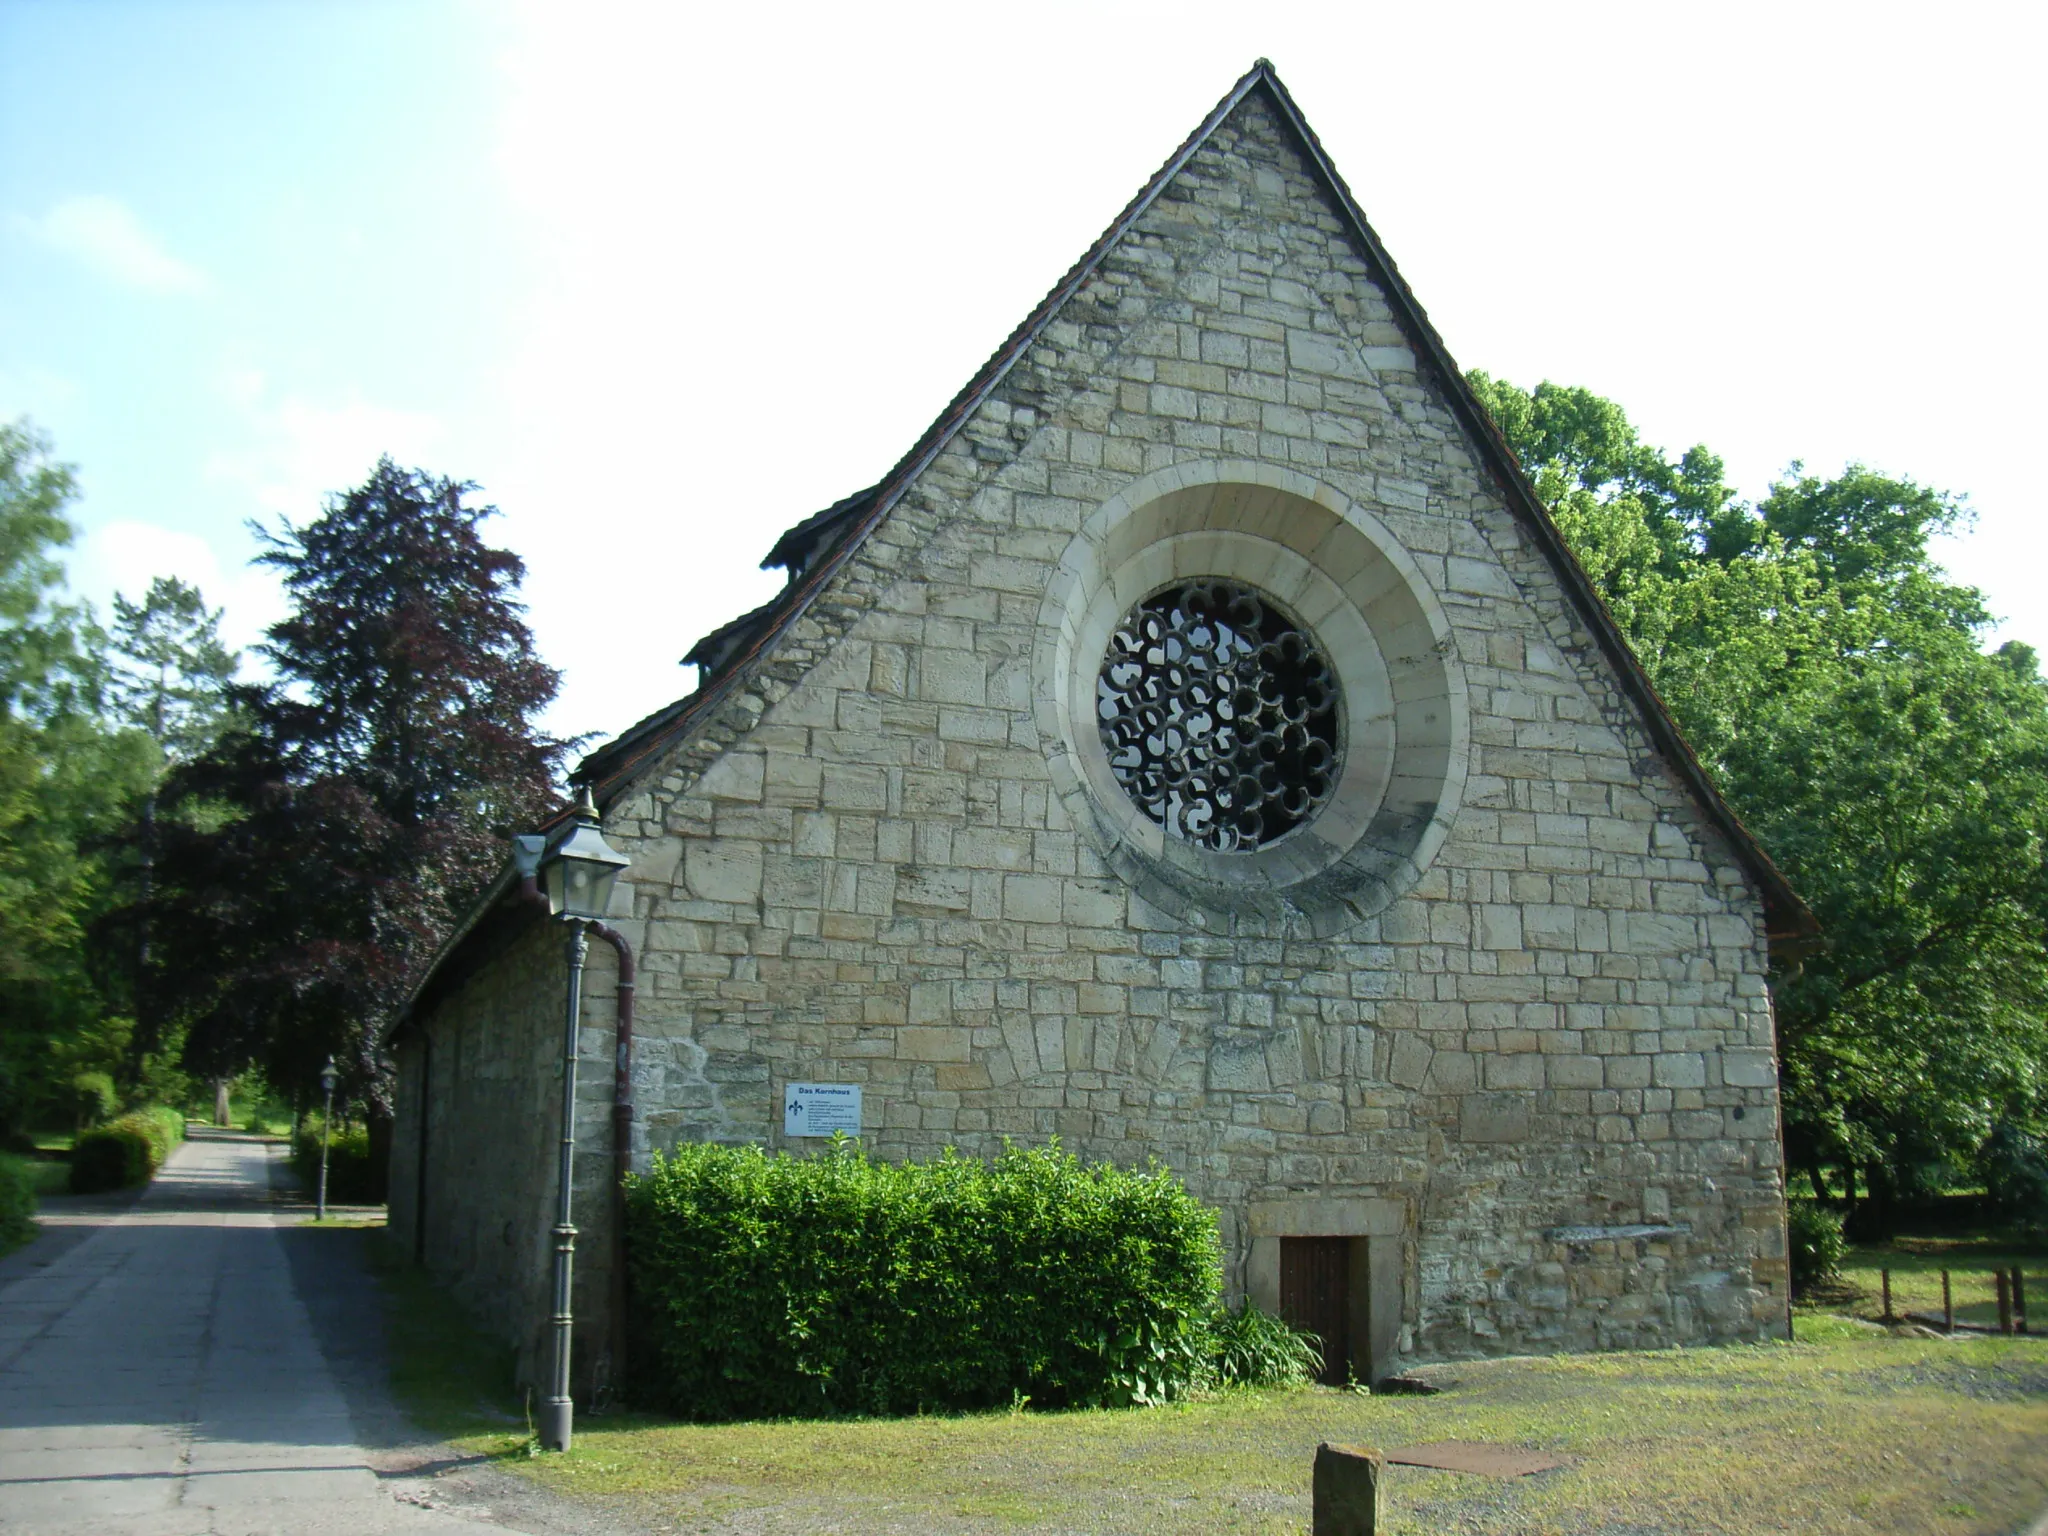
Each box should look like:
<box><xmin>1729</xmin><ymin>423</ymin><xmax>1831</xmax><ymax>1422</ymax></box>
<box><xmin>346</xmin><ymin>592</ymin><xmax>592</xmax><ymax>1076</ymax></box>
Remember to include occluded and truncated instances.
<box><xmin>150</xmin><ymin>459</ymin><xmax>571</xmax><ymax>1158</ymax></box>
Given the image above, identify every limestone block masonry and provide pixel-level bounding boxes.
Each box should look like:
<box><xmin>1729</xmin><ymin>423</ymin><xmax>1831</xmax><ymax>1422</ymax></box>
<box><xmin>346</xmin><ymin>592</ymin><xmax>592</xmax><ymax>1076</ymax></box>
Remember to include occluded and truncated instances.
<box><xmin>392</xmin><ymin>75</ymin><xmax>1792</xmax><ymax>1381</ymax></box>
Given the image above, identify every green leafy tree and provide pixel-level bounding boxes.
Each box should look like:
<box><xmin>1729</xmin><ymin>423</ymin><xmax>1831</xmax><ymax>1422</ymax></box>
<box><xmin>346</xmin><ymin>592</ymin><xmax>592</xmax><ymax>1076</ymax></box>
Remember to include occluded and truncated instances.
<box><xmin>0</xmin><ymin>421</ymin><xmax>153</xmax><ymax>1133</ymax></box>
<box><xmin>1472</xmin><ymin>374</ymin><xmax>2048</xmax><ymax>1226</ymax></box>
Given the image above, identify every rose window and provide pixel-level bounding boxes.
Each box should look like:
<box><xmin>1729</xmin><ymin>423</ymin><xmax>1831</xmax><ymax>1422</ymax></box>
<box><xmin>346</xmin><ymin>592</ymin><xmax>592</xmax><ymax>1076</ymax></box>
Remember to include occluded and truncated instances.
<box><xmin>1096</xmin><ymin>580</ymin><xmax>1341</xmax><ymax>852</ymax></box>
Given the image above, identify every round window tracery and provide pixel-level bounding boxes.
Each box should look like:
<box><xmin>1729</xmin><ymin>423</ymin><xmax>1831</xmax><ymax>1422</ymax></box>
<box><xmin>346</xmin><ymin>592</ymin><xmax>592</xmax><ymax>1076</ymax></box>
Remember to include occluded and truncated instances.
<box><xmin>1096</xmin><ymin>579</ymin><xmax>1341</xmax><ymax>853</ymax></box>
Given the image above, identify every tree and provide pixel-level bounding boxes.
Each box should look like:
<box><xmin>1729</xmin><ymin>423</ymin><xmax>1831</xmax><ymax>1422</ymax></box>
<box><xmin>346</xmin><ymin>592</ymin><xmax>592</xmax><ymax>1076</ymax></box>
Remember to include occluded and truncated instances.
<box><xmin>0</xmin><ymin>420</ymin><xmax>154</xmax><ymax>1133</ymax></box>
<box><xmin>1472</xmin><ymin>373</ymin><xmax>2048</xmax><ymax>1227</ymax></box>
<box><xmin>153</xmin><ymin>458</ymin><xmax>569</xmax><ymax>1140</ymax></box>
<box><xmin>110</xmin><ymin>578</ymin><xmax>237</xmax><ymax>766</ymax></box>
<box><xmin>107</xmin><ymin>578</ymin><xmax>239</xmax><ymax>1086</ymax></box>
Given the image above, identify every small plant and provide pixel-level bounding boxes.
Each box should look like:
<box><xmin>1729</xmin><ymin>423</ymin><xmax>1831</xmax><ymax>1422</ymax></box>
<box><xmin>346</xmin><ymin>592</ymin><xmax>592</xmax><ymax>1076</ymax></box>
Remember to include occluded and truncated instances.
<box><xmin>1206</xmin><ymin>1300</ymin><xmax>1323</xmax><ymax>1388</ymax></box>
<box><xmin>1788</xmin><ymin>1198</ymin><xmax>1848</xmax><ymax>1292</ymax></box>
<box><xmin>522</xmin><ymin>1388</ymin><xmax>543</xmax><ymax>1457</ymax></box>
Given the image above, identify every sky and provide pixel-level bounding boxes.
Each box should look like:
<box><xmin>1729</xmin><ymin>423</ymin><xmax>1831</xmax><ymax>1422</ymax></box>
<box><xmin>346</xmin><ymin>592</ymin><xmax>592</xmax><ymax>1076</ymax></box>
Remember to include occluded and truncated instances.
<box><xmin>3</xmin><ymin>0</ymin><xmax>2043</xmax><ymax>752</ymax></box>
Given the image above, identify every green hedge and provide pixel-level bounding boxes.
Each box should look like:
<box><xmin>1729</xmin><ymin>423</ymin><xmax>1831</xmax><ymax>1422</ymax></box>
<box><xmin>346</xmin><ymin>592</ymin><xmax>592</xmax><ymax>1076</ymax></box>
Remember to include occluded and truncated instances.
<box><xmin>627</xmin><ymin>1139</ymin><xmax>1223</xmax><ymax>1419</ymax></box>
<box><xmin>0</xmin><ymin>1154</ymin><xmax>37</xmax><ymax>1252</ymax></box>
<box><xmin>291</xmin><ymin>1120</ymin><xmax>386</xmax><ymax>1205</ymax></box>
<box><xmin>70</xmin><ymin>1106</ymin><xmax>186</xmax><ymax>1193</ymax></box>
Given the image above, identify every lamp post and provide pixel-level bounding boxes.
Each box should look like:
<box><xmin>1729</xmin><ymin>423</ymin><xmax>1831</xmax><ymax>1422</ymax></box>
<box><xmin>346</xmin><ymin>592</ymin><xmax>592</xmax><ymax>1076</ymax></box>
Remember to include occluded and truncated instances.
<box><xmin>317</xmin><ymin>1057</ymin><xmax>338</xmax><ymax>1221</ymax></box>
<box><xmin>535</xmin><ymin>788</ymin><xmax>631</xmax><ymax>1454</ymax></box>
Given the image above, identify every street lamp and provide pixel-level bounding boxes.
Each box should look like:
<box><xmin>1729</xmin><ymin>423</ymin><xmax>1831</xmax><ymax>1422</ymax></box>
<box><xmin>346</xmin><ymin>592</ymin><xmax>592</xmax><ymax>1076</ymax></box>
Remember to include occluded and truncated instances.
<box><xmin>536</xmin><ymin>787</ymin><xmax>630</xmax><ymax>1454</ymax></box>
<box><xmin>317</xmin><ymin>1057</ymin><xmax>338</xmax><ymax>1221</ymax></box>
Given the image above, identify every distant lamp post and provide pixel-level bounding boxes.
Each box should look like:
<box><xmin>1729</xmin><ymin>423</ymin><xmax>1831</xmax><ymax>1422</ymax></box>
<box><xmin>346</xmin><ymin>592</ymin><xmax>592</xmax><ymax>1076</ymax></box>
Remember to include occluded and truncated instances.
<box><xmin>317</xmin><ymin>1057</ymin><xmax>338</xmax><ymax>1221</ymax></box>
<box><xmin>536</xmin><ymin>788</ymin><xmax>630</xmax><ymax>1454</ymax></box>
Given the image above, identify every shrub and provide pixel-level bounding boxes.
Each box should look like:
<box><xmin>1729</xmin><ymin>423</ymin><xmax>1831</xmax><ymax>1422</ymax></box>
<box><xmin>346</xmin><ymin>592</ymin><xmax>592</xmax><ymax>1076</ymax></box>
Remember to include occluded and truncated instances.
<box><xmin>1980</xmin><ymin>1123</ymin><xmax>2048</xmax><ymax>1227</ymax></box>
<box><xmin>1207</xmin><ymin>1300</ymin><xmax>1322</xmax><ymax>1388</ymax></box>
<box><xmin>627</xmin><ymin>1139</ymin><xmax>1221</xmax><ymax>1419</ymax></box>
<box><xmin>70</xmin><ymin>1071</ymin><xmax>117</xmax><ymax>1129</ymax></box>
<box><xmin>70</xmin><ymin>1106</ymin><xmax>186</xmax><ymax>1193</ymax></box>
<box><xmin>291</xmin><ymin>1119</ymin><xmax>385</xmax><ymax>1205</ymax></box>
<box><xmin>0</xmin><ymin>1154</ymin><xmax>37</xmax><ymax>1251</ymax></box>
<box><xmin>1788</xmin><ymin>1199</ymin><xmax>1847</xmax><ymax>1291</ymax></box>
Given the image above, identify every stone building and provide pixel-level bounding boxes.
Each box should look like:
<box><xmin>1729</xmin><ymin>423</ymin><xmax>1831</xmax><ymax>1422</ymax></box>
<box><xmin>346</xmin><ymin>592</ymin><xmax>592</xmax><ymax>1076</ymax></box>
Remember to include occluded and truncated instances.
<box><xmin>387</xmin><ymin>60</ymin><xmax>1815</xmax><ymax>1393</ymax></box>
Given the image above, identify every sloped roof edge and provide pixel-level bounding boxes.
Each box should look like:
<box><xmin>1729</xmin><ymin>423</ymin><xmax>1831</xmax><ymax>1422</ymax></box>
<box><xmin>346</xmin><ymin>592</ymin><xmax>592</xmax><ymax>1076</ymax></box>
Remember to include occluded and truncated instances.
<box><xmin>572</xmin><ymin>63</ymin><xmax>1275</xmax><ymax>794</ymax></box>
<box><xmin>1245</xmin><ymin>75</ymin><xmax>1814</xmax><ymax>943</ymax></box>
<box><xmin>572</xmin><ymin>58</ymin><xmax>1817</xmax><ymax>945</ymax></box>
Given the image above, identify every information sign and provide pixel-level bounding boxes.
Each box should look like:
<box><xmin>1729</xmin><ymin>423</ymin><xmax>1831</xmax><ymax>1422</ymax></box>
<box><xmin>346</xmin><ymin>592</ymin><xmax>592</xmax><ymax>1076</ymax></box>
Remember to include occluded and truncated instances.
<box><xmin>783</xmin><ymin>1082</ymin><xmax>862</xmax><ymax>1138</ymax></box>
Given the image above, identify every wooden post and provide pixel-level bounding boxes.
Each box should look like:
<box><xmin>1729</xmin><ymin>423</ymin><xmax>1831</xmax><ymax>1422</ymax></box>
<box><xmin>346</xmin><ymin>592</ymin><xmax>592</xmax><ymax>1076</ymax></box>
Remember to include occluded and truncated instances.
<box><xmin>1997</xmin><ymin>1269</ymin><xmax>2012</xmax><ymax>1335</ymax></box>
<box><xmin>1942</xmin><ymin>1270</ymin><xmax>1953</xmax><ymax>1332</ymax></box>
<box><xmin>1313</xmin><ymin>1443</ymin><xmax>1383</xmax><ymax>1536</ymax></box>
<box><xmin>1880</xmin><ymin>1268</ymin><xmax>1893</xmax><ymax>1323</ymax></box>
<box><xmin>2015</xmin><ymin>1267</ymin><xmax>2028</xmax><ymax>1335</ymax></box>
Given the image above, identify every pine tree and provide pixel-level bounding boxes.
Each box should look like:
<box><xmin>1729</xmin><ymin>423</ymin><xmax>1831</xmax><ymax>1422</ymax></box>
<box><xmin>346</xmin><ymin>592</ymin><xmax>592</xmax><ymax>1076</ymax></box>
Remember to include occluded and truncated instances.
<box><xmin>108</xmin><ymin>578</ymin><xmax>238</xmax><ymax>1083</ymax></box>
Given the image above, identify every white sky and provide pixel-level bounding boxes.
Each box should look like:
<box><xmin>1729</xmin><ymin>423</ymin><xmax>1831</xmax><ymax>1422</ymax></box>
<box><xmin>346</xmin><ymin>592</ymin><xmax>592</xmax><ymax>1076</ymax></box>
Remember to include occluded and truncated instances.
<box><xmin>3</xmin><ymin>0</ymin><xmax>2042</xmax><ymax>750</ymax></box>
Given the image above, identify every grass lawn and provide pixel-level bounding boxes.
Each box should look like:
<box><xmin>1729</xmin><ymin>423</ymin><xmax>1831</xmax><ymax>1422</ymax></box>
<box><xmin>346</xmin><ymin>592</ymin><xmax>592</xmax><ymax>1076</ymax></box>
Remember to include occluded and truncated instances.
<box><xmin>374</xmin><ymin>1234</ymin><xmax>2048</xmax><ymax>1536</ymax></box>
<box><xmin>229</xmin><ymin>1099</ymin><xmax>295</xmax><ymax>1137</ymax></box>
<box><xmin>535</xmin><ymin>1333</ymin><xmax>2048</xmax><ymax>1535</ymax></box>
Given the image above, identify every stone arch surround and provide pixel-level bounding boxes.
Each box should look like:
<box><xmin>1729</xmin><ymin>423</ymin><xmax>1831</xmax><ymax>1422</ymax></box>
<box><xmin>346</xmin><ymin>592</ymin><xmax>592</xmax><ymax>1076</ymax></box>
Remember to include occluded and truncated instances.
<box><xmin>1034</xmin><ymin>461</ymin><xmax>1469</xmax><ymax>937</ymax></box>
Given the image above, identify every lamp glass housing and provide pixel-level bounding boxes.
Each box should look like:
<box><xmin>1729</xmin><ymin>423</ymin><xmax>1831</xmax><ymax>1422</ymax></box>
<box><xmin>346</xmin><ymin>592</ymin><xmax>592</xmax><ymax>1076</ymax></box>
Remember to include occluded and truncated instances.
<box><xmin>541</xmin><ymin>819</ymin><xmax>630</xmax><ymax>921</ymax></box>
<box><xmin>319</xmin><ymin>1061</ymin><xmax>338</xmax><ymax>1095</ymax></box>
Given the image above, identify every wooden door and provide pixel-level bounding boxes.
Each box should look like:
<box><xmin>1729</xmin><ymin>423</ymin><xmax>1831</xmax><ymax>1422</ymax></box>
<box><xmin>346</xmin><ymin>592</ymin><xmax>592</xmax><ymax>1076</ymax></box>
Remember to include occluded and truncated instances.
<box><xmin>1279</xmin><ymin>1236</ymin><xmax>1351</xmax><ymax>1385</ymax></box>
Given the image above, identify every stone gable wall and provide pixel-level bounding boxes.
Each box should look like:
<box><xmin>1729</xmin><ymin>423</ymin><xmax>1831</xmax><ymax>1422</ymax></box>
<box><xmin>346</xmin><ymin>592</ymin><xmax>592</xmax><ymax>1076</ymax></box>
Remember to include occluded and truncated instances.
<box><xmin>404</xmin><ymin>91</ymin><xmax>1789</xmax><ymax>1371</ymax></box>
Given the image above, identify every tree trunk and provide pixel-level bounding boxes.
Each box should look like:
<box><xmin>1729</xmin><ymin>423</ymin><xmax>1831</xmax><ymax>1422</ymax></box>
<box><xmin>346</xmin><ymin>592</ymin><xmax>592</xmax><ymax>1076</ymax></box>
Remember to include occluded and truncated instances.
<box><xmin>123</xmin><ymin>784</ymin><xmax>160</xmax><ymax>1093</ymax></box>
<box><xmin>1804</xmin><ymin>1157</ymin><xmax>1834</xmax><ymax>1202</ymax></box>
<box><xmin>1864</xmin><ymin>1162</ymin><xmax>1893</xmax><ymax>1241</ymax></box>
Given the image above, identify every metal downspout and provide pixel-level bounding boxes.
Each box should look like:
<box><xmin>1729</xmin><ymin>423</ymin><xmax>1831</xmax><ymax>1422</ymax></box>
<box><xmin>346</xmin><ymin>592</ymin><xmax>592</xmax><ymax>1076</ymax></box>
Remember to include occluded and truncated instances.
<box><xmin>517</xmin><ymin>870</ymin><xmax>637</xmax><ymax>1396</ymax></box>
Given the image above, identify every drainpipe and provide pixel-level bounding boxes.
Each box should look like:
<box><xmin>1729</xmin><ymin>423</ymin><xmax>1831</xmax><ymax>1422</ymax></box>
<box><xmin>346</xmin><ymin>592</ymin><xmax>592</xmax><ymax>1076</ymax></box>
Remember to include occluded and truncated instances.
<box><xmin>512</xmin><ymin>832</ymin><xmax>637</xmax><ymax>1394</ymax></box>
<box><xmin>588</xmin><ymin>916</ymin><xmax>635</xmax><ymax>1393</ymax></box>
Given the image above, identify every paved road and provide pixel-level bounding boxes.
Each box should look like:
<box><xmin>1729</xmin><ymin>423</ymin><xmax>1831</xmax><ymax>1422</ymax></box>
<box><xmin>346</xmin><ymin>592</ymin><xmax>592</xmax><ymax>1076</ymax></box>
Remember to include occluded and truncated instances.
<box><xmin>0</xmin><ymin>1132</ymin><xmax>537</xmax><ymax>1536</ymax></box>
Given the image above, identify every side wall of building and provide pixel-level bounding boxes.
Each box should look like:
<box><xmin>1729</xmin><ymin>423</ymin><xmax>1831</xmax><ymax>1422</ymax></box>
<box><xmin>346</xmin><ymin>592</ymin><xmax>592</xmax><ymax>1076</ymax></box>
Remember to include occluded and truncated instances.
<box><xmin>389</xmin><ymin>920</ymin><xmax>628</xmax><ymax>1392</ymax></box>
<box><xmin>573</xmin><ymin>93</ymin><xmax>1788</xmax><ymax>1367</ymax></box>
